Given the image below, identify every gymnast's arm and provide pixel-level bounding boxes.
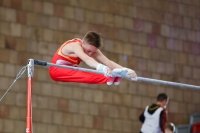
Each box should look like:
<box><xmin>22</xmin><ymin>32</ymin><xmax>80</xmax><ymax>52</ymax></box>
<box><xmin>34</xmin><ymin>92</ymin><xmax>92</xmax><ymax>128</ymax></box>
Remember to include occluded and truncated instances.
<box><xmin>72</xmin><ymin>42</ymin><xmax>100</xmax><ymax>68</ymax></box>
<box><xmin>93</xmin><ymin>50</ymin><xmax>137</xmax><ymax>79</ymax></box>
<box><xmin>139</xmin><ymin>111</ymin><xmax>145</xmax><ymax>123</ymax></box>
<box><xmin>93</xmin><ymin>50</ymin><xmax>123</xmax><ymax>69</ymax></box>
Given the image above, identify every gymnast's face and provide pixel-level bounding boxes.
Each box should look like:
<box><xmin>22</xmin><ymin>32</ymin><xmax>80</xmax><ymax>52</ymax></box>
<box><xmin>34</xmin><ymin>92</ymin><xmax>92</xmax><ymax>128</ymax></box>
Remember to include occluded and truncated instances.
<box><xmin>162</xmin><ymin>100</ymin><xmax>167</xmax><ymax>107</ymax></box>
<box><xmin>82</xmin><ymin>40</ymin><xmax>98</xmax><ymax>56</ymax></box>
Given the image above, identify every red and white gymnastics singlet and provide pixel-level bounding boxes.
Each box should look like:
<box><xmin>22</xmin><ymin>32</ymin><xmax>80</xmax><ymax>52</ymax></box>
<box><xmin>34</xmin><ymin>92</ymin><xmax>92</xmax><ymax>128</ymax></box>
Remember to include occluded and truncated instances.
<box><xmin>49</xmin><ymin>38</ymin><xmax>109</xmax><ymax>84</ymax></box>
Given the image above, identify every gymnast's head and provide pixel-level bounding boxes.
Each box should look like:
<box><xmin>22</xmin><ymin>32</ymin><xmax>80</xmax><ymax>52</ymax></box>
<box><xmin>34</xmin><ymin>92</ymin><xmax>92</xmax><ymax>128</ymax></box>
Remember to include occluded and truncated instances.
<box><xmin>82</xmin><ymin>31</ymin><xmax>103</xmax><ymax>56</ymax></box>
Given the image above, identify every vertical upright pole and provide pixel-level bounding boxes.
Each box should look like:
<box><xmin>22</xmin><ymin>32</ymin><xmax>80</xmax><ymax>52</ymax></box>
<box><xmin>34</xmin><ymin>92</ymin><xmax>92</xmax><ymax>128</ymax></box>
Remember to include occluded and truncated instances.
<box><xmin>26</xmin><ymin>59</ymin><xmax>34</xmax><ymax>133</ymax></box>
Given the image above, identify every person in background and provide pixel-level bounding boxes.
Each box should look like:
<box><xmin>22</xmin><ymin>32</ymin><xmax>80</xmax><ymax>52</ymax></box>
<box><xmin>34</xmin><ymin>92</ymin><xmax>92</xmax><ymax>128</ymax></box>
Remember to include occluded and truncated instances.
<box><xmin>139</xmin><ymin>93</ymin><xmax>168</xmax><ymax>133</ymax></box>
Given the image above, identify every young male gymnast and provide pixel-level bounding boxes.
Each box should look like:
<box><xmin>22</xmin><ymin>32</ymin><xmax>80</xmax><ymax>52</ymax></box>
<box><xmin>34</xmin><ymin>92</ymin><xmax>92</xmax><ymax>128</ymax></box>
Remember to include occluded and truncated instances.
<box><xmin>49</xmin><ymin>31</ymin><xmax>137</xmax><ymax>85</ymax></box>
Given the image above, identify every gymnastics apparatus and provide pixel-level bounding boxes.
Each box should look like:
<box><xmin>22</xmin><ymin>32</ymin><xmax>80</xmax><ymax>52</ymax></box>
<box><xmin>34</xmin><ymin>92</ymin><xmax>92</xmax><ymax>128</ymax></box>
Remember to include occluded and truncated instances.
<box><xmin>0</xmin><ymin>59</ymin><xmax>200</xmax><ymax>133</ymax></box>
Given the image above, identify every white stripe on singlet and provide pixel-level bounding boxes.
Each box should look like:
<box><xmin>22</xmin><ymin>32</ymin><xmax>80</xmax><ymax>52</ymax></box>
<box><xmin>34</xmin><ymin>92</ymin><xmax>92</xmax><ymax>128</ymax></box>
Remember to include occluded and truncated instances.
<box><xmin>56</xmin><ymin>59</ymin><xmax>78</xmax><ymax>67</ymax></box>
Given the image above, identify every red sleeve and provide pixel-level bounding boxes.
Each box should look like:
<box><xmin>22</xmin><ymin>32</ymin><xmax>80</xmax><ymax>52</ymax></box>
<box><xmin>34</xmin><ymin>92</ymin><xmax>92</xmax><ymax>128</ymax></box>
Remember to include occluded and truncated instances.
<box><xmin>160</xmin><ymin>109</ymin><xmax>167</xmax><ymax>132</ymax></box>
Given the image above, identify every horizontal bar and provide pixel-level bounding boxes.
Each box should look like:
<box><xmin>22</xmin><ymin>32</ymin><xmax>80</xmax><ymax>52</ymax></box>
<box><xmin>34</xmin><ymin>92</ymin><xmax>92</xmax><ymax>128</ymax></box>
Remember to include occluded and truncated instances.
<box><xmin>32</xmin><ymin>59</ymin><xmax>200</xmax><ymax>90</ymax></box>
<box><xmin>32</xmin><ymin>59</ymin><xmax>103</xmax><ymax>74</ymax></box>
<box><xmin>47</xmin><ymin>62</ymin><xmax>104</xmax><ymax>75</ymax></box>
<box><xmin>137</xmin><ymin>77</ymin><xmax>200</xmax><ymax>90</ymax></box>
<box><xmin>34</xmin><ymin>60</ymin><xmax>47</xmax><ymax>66</ymax></box>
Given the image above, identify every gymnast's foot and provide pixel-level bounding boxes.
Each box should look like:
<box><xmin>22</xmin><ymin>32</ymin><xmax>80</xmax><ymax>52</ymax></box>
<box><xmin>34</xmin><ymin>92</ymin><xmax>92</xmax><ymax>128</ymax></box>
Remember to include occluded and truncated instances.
<box><xmin>113</xmin><ymin>77</ymin><xmax>122</xmax><ymax>85</ymax></box>
<box><xmin>107</xmin><ymin>77</ymin><xmax>122</xmax><ymax>85</ymax></box>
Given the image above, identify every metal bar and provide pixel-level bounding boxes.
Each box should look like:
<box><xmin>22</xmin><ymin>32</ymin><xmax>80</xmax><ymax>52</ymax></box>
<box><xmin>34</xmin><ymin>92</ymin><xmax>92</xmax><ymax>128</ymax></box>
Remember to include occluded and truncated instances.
<box><xmin>137</xmin><ymin>77</ymin><xmax>200</xmax><ymax>90</ymax></box>
<box><xmin>47</xmin><ymin>62</ymin><xmax>104</xmax><ymax>74</ymax></box>
<box><xmin>32</xmin><ymin>59</ymin><xmax>200</xmax><ymax>90</ymax></box>
<box><xmin>26</xmin><ymin>77</ymin><xmax>33</xmax><ymax>133</ymax></box>
<box><xmin>26</xmin><ymin>59</ymin><xmax>34</xmax><ymax>133</ymax></box>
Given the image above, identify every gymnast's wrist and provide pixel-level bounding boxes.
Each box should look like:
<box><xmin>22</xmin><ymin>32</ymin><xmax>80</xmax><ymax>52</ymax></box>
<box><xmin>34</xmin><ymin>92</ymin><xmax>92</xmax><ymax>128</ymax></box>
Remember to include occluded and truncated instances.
<box><xmin>96</xmin><ymin>63</ymin><xmax>105</xmax><ymax>71</ymax></box>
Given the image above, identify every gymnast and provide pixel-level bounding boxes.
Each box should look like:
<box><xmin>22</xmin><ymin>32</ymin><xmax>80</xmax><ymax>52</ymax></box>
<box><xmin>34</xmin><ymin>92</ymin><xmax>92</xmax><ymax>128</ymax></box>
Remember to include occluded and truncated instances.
<box><xmin>49</xmin><ymin>31</ymin><xmax>137</xmax><ymax>85</ymax></box>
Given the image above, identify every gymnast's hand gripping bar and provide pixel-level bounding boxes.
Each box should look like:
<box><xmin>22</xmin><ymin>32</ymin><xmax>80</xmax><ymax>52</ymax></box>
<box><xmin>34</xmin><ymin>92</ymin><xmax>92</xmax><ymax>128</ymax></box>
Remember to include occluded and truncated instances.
<box><xmin>30</xmin><ymin>59</ymin><xmax>200</xmax><ymax>90</ymax></box>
